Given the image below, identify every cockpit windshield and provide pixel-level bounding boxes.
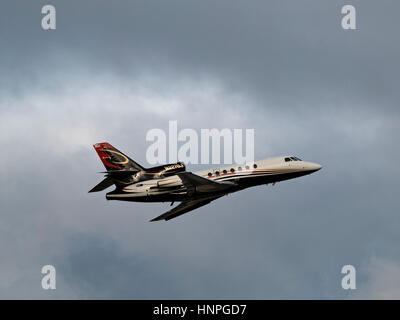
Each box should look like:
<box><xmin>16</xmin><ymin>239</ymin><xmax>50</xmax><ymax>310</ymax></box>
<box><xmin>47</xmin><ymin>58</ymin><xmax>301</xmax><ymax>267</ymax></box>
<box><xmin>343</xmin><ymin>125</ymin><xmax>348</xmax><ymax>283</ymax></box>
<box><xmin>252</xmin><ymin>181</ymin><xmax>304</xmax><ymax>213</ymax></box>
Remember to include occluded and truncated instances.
<box><xmin>285</xmin><ymin>156</ymin><xmax>302</xmax><ymax>162</ymax></box>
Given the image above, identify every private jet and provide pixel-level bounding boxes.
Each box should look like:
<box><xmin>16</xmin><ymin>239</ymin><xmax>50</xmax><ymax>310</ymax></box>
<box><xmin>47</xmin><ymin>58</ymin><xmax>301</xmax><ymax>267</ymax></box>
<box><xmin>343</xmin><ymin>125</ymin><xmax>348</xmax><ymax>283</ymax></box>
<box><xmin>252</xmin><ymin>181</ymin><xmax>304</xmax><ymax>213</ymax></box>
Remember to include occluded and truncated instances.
<box><xmin>89</xmin><ymin>142</ymin><xmax>322</xmax><ymax>221</ymax></box>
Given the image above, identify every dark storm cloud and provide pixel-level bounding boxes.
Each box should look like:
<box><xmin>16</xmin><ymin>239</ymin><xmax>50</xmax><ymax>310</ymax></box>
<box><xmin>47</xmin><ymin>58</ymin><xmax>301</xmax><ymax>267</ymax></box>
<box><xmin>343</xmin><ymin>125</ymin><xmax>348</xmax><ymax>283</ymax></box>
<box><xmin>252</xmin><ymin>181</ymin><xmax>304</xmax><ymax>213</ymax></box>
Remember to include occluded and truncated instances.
<box><xmin>1</xmin><ymin>0</ymin><xmax>400</xmax><ymax>299</ymax></box>
<box><xmin>3</xmin><ymin>0</ymin><xmax>400</xmax><ymax>114</ymax></box>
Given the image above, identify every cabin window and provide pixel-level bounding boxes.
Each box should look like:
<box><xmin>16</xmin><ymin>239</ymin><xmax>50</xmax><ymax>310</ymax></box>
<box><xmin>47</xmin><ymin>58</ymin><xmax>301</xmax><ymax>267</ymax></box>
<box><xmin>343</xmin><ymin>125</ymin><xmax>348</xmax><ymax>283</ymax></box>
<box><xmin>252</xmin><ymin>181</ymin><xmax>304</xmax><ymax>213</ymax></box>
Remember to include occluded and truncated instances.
<box><xmin>253</xmin><ymin>164</ymin><xmax>257</xmax><ymax>168</ymax></box>
<box><xmin>223</xmin><ymin>170</ymin><xmax>227</xmax><ymax>174</ymax></box>
<box><xmin>136</xmin><ymin>183</ymin><xmax>143</xmax><ymax>187</ymax></box>
<box><xmin>284</xmin><ymin>157</ymin><xmax>291</xmax><ymax>162</ymax></box>
<box><xmin>238</xmin><ymin>167</ymin><xmax>242</xmax><ymax>171</ymax></box>
<box><xmin>245</xmin><ymin>165</ymin><xmax>250</xmax><ymax>170</ymax></box>
<box><xmin>230</xmin><ymin>168</ymin><xmax>235</xmax><ymax>173</ymax></box>
<box><xmin>208</xmin><ymin>172</ymin><xmax>212</xmax><ymax>177</ymax></box>
<box><xmin>215</xmin><ymin>171</ymin><xmax>220</xmax><ymax>176</ymax></box>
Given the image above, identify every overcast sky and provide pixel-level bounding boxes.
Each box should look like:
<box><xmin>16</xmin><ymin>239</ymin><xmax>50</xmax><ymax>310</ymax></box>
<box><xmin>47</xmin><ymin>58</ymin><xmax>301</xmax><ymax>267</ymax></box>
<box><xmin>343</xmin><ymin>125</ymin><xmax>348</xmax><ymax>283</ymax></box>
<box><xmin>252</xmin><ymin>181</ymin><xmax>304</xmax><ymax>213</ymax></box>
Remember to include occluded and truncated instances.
<box><xmin>1</xmin><ymin>0</ymin><xmax>399</xmax><ymax>299</ymax></box>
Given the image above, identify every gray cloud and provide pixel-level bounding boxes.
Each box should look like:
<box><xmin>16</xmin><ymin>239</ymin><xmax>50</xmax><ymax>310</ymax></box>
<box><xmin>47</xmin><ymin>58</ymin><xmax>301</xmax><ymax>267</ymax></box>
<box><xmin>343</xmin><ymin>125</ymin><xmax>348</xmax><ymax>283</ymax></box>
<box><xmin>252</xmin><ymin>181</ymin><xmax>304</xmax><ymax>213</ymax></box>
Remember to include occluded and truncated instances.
<box><xmin>0</xmin><ymin>0</ymin><xmax>399</xmax><ymax>299</ymax></box>
<box><xmin>354</xmin><ymin>258</ymin><xmax>400</xmax><ymax>299</ymax></box>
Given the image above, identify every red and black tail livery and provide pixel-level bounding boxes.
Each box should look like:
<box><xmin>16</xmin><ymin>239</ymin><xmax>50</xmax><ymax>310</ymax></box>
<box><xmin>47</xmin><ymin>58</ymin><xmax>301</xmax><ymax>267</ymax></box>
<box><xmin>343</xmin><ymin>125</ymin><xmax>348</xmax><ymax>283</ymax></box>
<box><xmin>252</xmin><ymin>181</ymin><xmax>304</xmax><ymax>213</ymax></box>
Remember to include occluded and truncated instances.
<box><xmin>93</xmin><ymin>142</ymin><xmax>144</xmax><ymax>172</ymax></box>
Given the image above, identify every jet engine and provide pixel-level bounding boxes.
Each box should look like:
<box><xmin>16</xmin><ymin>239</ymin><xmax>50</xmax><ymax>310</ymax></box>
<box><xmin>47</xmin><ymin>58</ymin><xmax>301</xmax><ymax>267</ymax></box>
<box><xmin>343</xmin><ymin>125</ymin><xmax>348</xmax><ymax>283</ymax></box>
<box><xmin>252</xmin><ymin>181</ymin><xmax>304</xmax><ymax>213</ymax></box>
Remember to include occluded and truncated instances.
<box><xmin>144</xmin><ymin>162</ymin><xmax>186</xmax><ymax>178</ymax></box>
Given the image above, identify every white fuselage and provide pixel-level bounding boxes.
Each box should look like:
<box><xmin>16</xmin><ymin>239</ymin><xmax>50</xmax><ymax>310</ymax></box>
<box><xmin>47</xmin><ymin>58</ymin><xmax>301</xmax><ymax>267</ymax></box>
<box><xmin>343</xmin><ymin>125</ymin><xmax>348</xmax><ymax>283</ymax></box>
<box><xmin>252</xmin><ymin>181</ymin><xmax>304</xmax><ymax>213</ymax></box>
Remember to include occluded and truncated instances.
<box><xmin>106</xmin><ymin>156</ymin><xmax>322</xmax><ymax>201</ymax></box>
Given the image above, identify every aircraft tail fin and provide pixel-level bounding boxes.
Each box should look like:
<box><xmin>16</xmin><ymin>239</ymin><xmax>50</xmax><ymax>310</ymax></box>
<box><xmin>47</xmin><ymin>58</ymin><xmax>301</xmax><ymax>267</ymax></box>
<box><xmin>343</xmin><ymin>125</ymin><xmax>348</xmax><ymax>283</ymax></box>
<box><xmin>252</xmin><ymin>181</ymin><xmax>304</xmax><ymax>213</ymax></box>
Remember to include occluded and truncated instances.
<box><xmin>93</xmin><ymin>142</ymin><xmax>145</xmax><ymax>172</ymax></box>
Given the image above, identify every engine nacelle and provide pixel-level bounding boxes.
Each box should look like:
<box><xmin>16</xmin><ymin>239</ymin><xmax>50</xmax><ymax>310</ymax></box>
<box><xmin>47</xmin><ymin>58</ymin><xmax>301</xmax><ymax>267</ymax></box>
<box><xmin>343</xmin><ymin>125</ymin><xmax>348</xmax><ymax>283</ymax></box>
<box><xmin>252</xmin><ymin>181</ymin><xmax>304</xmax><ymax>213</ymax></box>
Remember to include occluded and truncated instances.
<box><xmin>144</xmin><ymin>162</ymin><xmax>186</xmax><ymax>177</ymax></box>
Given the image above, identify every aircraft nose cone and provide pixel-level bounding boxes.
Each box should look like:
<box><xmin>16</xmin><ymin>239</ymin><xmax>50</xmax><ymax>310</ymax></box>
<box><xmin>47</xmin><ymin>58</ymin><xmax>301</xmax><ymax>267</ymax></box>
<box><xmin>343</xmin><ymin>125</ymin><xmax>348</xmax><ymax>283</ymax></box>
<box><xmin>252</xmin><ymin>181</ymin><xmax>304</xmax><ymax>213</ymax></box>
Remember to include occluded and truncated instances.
<box><xmin>311</xmin><ymin>163</ymin><xmax>322</xmax><ymax>171</ymax></box>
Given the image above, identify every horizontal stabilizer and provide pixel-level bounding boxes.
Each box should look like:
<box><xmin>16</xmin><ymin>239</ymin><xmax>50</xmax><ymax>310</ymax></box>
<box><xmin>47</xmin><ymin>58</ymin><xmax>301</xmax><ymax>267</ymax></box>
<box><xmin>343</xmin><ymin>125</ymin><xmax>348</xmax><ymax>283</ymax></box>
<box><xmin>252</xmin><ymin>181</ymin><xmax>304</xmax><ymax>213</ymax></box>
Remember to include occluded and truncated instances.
<box><xmin>88</xmin><ymin>177</ymin><xmax>115</xmax><ymax>193</ymax></box>
<box><xmin>103</xmin><ymin>170</ymin><xmax>139</xmax><ymax>176</ymax></box>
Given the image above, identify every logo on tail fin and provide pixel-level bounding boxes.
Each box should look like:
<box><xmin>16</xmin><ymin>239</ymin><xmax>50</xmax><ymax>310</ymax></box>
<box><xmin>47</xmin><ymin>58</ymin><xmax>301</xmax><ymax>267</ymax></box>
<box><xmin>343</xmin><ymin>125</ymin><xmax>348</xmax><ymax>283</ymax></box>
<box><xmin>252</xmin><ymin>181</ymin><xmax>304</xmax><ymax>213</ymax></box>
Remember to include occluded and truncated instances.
<box><xmin>93</xmin><ymin>142</ymin><xmax>144</xmax><ymax>171</ymax></box>
<box><xmin>104</xmin><ymin>149</ymin><xmax>129</xmax><ymax>165</ymax></box>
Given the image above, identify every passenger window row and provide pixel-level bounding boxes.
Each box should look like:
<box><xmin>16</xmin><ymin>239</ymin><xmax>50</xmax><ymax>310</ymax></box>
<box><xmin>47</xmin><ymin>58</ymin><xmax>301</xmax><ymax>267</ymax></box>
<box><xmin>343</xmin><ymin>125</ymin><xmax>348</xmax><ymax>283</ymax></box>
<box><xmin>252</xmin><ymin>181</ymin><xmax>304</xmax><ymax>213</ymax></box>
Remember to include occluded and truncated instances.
<box><xmin>207</xmin><ymin>164</ymin><xmax>258</xmax><ymax>177</ymax></box>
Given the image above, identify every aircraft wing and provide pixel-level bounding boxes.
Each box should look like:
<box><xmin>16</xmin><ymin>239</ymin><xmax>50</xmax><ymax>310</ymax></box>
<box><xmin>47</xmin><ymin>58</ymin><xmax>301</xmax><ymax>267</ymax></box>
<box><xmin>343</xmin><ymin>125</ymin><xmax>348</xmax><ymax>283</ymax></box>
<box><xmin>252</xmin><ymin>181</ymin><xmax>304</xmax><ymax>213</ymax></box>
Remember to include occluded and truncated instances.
<box><xmin>150</xmin><ymin>195</ymin><xmax>224</xmax><ymax>222</ymax></box>
<box><xmin>177</xmin><ymin>172</ymin><xmax>236</xmax><ymax>193</ymax></box>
